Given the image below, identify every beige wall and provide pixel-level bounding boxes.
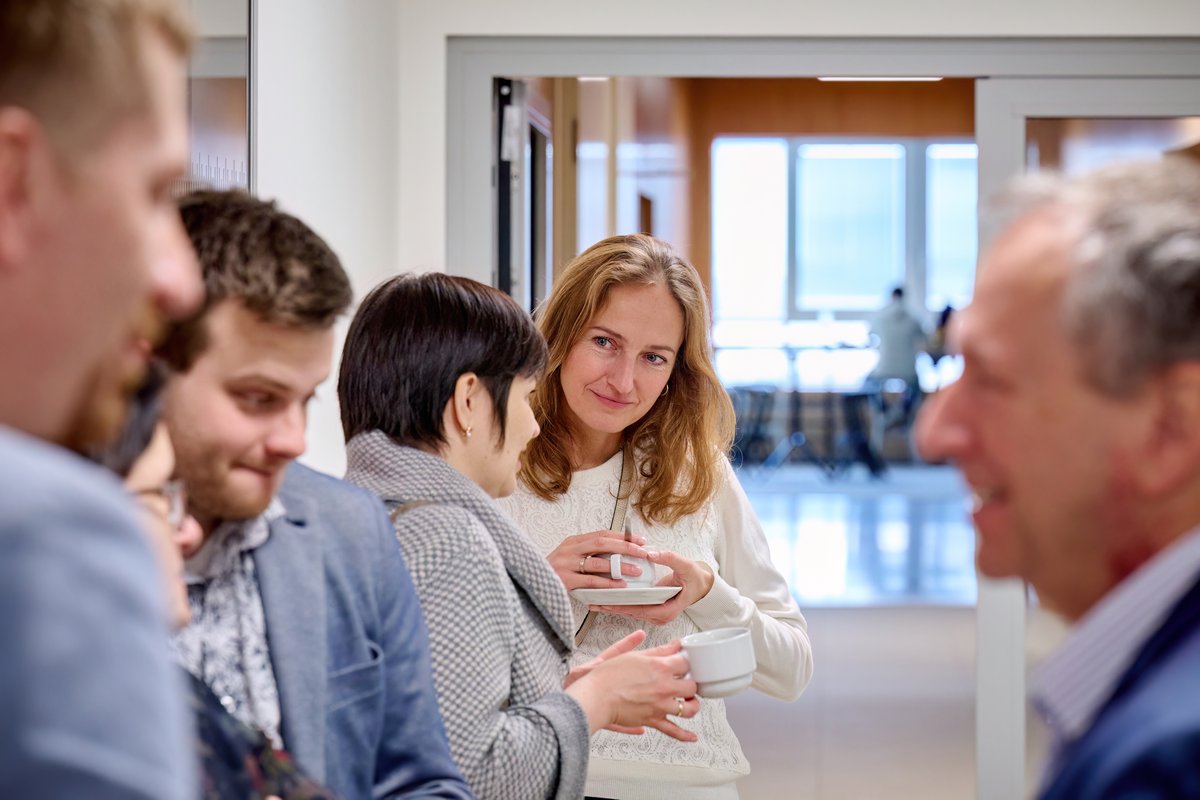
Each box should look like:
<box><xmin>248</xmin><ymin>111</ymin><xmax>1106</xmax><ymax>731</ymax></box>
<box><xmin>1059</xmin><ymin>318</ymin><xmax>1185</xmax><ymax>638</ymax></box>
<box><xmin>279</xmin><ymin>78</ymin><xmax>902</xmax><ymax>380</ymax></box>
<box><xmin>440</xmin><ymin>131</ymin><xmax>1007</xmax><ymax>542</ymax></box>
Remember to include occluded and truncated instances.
<box><xmin>189</xmin><ymin>0</ymin><xmax>246</xmax><ymax>36</ymax></box>
<box><xmin>621</xmin><ymin>77</ymin><xmax>691</xmax><ymax>262</ymax></box>
<box><xmin>255</xmin><ymin>0</ymin><xmax>399</xmax><ymax>475</ymax></box>
<box><xmin>189</xmin><ymin>78</ymin><xmax>248</xmax><ymax>182</ymax></box>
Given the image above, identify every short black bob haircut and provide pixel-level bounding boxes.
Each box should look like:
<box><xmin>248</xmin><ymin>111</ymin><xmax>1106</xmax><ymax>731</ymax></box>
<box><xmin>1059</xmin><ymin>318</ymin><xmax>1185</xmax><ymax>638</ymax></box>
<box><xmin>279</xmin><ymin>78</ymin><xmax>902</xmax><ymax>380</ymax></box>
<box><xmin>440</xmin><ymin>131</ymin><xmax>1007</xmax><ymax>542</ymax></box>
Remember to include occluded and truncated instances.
<box><xmin>338</xmin><ymin>272</ymin><xmax>547</xmax><ymax>449</ymax></box>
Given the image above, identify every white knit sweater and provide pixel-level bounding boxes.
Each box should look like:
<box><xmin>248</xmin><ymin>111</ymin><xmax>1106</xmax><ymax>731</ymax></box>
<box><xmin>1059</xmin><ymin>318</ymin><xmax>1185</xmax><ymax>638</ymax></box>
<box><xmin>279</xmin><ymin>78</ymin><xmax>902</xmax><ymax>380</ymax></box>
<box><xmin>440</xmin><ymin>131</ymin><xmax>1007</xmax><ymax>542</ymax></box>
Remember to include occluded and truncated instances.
<box><xmin>500</xmin><ymin>452</ymin><xmax>814</xmax><ymax>800</ymax></box>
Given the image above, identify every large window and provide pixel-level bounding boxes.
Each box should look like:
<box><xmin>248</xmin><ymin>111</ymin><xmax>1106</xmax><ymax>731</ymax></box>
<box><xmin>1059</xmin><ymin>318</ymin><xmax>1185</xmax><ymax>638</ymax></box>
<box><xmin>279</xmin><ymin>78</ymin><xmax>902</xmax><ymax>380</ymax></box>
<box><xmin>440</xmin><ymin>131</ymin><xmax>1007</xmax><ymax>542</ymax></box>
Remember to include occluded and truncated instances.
<box><xmin>792</xmin><ymin>143</ymin><xmax>907</xmax><ymax>313</ymax></box>
<box><xmin>712</xmin><ymin>137</ymin><xmax>977</xmax><ymax>388</ymax></box>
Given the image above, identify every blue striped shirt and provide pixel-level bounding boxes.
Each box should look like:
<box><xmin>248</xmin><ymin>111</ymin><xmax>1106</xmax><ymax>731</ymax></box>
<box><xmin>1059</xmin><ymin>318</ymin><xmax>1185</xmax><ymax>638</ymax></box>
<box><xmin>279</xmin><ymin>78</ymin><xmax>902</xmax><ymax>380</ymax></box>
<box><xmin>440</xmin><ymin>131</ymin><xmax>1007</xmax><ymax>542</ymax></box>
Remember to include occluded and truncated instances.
<box><xmin>1032</xmin><ymin>527</ymin><xmax>1200</xmax><ymax>781</ymax></box>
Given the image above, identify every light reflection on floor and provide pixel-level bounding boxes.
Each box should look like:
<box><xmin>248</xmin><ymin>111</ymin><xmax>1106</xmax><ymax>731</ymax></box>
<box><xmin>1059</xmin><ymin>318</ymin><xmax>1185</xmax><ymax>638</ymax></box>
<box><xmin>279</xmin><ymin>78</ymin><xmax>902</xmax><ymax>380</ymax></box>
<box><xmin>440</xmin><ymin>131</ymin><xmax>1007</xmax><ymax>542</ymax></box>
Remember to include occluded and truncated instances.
<box><xmin>737</xmin><ymin>464</ymin><xmax>977</xmax><ymax>606</ymax></box>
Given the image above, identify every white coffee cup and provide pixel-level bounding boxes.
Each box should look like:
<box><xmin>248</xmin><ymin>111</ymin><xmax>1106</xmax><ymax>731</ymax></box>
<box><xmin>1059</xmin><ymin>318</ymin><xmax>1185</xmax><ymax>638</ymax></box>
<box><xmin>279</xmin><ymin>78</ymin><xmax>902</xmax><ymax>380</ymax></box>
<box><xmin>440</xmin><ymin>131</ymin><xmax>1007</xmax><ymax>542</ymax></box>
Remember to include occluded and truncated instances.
<box><xmin>608</xmin><ymin>553</ymin><xmax>655</xmax><ymax>588</ymax></box>
<box><xmin>681</xmin><ymin>627</ymin><xmax>756</xmax><ymax>698</ymax></box>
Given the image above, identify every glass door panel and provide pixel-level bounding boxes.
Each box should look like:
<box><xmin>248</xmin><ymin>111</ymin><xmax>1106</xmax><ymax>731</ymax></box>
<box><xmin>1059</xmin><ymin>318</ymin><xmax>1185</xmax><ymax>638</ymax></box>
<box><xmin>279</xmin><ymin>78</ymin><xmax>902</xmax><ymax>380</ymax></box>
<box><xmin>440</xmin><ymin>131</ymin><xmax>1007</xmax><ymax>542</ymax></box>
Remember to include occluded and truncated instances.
<box><xmin>975</xmin><ymin>77</ymin><xmax>1200</xmax><ymax>800</ymax></box>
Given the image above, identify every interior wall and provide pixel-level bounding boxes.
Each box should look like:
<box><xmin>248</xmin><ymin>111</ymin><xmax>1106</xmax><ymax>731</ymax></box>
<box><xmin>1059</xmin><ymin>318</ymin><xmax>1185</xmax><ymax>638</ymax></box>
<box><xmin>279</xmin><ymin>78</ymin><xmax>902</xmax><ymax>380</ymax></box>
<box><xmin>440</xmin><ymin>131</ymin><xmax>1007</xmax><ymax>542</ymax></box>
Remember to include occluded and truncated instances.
<box><xmin>685</xmin><ymin>77</ymin><xmax>975</xmax><ymax>291</ymax></box>
<box><xmin>547</xmin><ymin>77</ymin><xmax>692</xmax><ymax>264</ymax></box>
<box><xmin>255</xmin><ymin>0</ymin><xmax>399</xmax><ymax>476</ymax></box>
<box><xmin>620</xmin><ymin>77</ymin><xmax>691</xmax><ymax>260</ymax></box>
<box><xmin>576</xmin><ymin>79</ymin><xmax>613</xmax><ymax>251</ymax></box>
<box><xmin>1026</xmin><ymin>116</ymin><xmax>1200</xmax><ymax>170</ymax></box>
<box><xmin>188</xmin><ymin>0</ymin><xmax>246</xmax><ymax>36</ymax></box>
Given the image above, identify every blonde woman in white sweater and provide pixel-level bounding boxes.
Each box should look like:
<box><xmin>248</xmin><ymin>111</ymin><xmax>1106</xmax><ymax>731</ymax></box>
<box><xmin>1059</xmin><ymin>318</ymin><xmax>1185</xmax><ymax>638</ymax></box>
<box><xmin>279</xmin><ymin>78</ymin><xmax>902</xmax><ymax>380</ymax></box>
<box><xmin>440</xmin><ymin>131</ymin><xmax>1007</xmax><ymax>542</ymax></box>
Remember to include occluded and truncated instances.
<box><xmin>500</xmin><ymin>234</ymin><xmax>814</xmax><ymax>800</ymax></box>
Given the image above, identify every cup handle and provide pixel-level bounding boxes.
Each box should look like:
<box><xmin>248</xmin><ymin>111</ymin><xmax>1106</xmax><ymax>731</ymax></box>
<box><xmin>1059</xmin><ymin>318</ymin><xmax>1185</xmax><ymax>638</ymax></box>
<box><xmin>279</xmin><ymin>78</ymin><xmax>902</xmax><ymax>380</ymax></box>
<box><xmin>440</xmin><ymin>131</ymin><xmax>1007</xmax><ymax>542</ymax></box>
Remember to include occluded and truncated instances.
<box><xmin>609</xmin><ymin>553</ymin><xmax>622</xmax><ymax>580</ymax></box>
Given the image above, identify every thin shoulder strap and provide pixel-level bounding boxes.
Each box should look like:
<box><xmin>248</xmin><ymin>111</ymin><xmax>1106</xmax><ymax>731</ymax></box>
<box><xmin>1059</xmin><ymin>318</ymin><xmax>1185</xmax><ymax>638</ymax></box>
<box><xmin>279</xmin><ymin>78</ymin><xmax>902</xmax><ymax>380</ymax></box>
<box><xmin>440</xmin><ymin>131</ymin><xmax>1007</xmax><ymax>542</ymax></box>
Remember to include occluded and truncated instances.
<box><xmin>574</xmin><ymin>445</ymin><xmax>635</xmax><ymax>646</ymax></box>
<box><xmin>387</xmin><ymin>498</ymin><xmax>434</xmax><ymax>525</ymax></box>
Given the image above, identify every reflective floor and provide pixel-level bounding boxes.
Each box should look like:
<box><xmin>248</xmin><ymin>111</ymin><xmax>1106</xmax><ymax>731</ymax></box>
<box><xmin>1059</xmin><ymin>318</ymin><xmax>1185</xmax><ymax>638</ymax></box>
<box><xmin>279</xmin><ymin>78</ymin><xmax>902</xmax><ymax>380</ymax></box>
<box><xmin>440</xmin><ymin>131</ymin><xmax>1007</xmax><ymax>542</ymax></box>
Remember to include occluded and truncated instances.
<box><xmin>738</xmin><ymin>463</ymin><xmax>977</xmax><ymax>606</ymax></box>
<box><xmin>728</xmin><ymin>464</ymin><xmax>1064</xmax><ymax>798</ymax></box>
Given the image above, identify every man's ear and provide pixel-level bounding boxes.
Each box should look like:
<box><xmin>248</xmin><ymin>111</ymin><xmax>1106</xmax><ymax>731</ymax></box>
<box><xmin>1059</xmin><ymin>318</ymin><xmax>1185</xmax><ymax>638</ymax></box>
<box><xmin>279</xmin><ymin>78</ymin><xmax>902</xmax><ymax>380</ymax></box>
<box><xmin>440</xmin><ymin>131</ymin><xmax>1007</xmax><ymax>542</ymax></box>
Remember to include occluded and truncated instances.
<box><xmin>1135</xmin><ymin>362</ymin><xmax>1200</xmax><ymax>499</ymax></box>
<box><xmin>0</xmin><ymin>107</ymin><xmax>48</xmax><ymax>272</ymax></box>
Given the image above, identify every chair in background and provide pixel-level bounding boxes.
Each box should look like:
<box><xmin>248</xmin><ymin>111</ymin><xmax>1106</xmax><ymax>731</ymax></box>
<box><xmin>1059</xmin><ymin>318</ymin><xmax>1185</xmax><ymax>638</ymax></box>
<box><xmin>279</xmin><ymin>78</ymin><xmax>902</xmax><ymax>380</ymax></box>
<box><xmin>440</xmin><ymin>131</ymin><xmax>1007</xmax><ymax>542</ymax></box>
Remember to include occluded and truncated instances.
<box><xmin>729</xmin><ymin>385</ymin><xmax>778</xmax><ymax>467</ymax></box>
<box><xmin>867</xmin><ymin>377</ymin><xmax>922</xmax><ymax>463</ymax></box>
<box><xmin>759</xmin><ymin>389</ymin><xmax>833</xmax><ymax>477</ymax></box>
<box><xmin>833</xmin><ymin>389</ymin><xmax>888</xmax><ymax>478</ymax></box>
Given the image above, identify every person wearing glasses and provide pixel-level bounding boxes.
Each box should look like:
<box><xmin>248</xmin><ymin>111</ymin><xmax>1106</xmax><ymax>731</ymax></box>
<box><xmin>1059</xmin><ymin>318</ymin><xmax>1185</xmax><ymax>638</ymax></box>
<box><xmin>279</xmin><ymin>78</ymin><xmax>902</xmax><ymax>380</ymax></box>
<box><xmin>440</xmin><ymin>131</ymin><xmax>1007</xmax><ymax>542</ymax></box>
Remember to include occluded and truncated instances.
<box><xmin>94</xmin><ymin>363</ymin><xmax>337</xmax><ymax>800</ymax></box>
<box><xmin>93</xmin><ymin>366</ymin><xmax>196</xmax><ymax>632</ymax></box>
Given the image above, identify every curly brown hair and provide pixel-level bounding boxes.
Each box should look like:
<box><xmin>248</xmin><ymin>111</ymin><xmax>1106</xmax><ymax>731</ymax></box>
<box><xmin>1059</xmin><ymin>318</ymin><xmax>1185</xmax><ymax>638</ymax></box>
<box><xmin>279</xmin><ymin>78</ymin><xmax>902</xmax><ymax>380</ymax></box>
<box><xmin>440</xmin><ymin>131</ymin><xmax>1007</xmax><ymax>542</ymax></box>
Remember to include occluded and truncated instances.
<box><xmin>521</xmin><ymin>234</ymin><xmax>735</xmax><ymax>525</ymax></box>
<box><xmin>159</xmin><ymin>190</ymin><xmax>353</xmax><ymax>371</ymax></box>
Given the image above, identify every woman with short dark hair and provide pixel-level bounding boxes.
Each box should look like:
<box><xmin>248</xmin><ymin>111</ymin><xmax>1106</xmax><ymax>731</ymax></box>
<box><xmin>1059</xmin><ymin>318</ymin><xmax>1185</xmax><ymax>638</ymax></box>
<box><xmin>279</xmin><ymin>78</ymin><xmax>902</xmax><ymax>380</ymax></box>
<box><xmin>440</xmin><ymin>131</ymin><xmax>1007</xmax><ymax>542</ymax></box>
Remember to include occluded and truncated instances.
<box><xmin>339</xmin><ymin>272</ymin><xmax>699</xmax><ymax>800</ymax></box>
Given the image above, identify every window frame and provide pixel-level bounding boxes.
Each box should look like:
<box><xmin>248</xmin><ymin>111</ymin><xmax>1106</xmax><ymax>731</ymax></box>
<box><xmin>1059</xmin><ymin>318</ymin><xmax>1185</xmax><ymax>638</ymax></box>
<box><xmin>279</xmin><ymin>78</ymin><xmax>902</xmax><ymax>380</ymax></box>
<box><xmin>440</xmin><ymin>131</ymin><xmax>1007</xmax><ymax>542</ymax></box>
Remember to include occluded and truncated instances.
<box><xmin>768</xmin><ymin>135</ymin><xmax>977</xmax><ymax>321</ymax></box>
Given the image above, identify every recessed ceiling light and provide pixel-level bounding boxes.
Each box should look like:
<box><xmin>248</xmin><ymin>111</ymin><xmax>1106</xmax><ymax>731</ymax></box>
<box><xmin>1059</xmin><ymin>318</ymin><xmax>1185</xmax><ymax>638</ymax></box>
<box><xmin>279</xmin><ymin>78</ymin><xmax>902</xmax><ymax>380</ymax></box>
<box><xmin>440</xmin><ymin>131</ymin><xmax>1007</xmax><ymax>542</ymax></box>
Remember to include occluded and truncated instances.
<box><xmin>817</xmin><ymin>76</ymin><xmax>944</xmax><ymax>82</ymax></box>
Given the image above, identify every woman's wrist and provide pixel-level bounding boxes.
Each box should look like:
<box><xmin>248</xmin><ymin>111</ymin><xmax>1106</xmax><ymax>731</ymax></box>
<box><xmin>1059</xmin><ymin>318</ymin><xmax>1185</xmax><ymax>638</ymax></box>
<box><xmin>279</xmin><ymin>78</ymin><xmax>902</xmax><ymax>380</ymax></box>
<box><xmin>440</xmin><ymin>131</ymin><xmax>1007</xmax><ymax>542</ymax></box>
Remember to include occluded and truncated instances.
<box><xmin>698</xmin><ymin>562</ymin><xmax>715</xmax><ymax>597</ymax></box>
<box><xmin>565</xmin><ymin>675</ymin><xmax>612</xmax><ymax>734</ymax></box>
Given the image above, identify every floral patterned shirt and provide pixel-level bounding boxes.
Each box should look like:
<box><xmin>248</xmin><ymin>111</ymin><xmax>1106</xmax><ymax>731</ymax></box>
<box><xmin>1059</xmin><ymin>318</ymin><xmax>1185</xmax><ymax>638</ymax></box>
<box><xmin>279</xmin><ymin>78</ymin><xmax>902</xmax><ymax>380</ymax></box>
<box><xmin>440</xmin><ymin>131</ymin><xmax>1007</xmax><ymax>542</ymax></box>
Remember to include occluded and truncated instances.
<box><xmin>172</xmin><ymin>500</ymin><xmax>286</xmax><ymax>749</ymax></box>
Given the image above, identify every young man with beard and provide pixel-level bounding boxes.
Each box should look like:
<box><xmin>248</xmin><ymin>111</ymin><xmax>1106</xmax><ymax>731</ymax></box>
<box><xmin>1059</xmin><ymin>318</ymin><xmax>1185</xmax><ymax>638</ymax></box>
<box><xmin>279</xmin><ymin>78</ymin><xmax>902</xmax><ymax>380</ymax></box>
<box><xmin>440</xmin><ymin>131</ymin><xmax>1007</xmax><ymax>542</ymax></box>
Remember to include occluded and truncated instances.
<box><xmin>917</xmin><ymin>157</ymin><xmax>1200</xmax><ymax>797</ymax></box>
<box><xmin>159</xmin><ymin>190</ymin><xmax>473</xmax><ymax>799</ymax></box>
<box><xmin>0</xmin><ymin>1</ymin><xmax>203</xmax><ymax>796</ymax></box>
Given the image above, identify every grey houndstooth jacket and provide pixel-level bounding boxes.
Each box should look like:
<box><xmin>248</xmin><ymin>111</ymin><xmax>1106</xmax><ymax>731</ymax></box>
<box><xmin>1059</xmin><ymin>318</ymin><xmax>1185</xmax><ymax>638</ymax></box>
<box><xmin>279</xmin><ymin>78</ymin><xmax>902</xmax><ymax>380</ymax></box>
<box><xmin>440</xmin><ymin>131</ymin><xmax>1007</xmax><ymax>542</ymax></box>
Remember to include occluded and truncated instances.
<box><xmin>345</xmin><ymin>431</ymin><xmax>589</xmax><ymax>800</ymax></box>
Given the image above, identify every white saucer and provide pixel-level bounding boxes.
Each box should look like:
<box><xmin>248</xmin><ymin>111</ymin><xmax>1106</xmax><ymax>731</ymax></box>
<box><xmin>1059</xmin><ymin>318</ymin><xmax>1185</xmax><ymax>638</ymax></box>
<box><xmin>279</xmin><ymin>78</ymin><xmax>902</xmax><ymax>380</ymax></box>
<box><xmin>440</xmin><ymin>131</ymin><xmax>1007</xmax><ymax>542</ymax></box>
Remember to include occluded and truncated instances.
<box><xmin>697</xmin><ymin>673</ymin><xmax>753</xmax><ymax>698</ymax></box>
<box><xmin>571</xmin><ymin>586</ymin><xmax>683</xmax><ymax>606</ymax></box>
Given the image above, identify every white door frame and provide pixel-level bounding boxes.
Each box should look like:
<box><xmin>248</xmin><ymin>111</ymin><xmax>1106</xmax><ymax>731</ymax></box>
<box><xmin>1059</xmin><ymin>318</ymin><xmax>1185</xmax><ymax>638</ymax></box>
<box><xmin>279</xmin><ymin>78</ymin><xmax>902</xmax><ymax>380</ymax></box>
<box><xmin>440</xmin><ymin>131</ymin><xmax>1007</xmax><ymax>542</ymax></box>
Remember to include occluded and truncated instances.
<box><xmin>447</xmin><ymin>37</ymin><xmax>1200</xmax><ymax>283</ymax></box>
<box><xmin>975</xmin><ymin>75</ymin><xmax>1200</xmax><ymax>798</ymax></box>
<box><xmin>446</xmin><ymin>39</ymin><xmax>1200</xmax><ymax>800</ymax></box>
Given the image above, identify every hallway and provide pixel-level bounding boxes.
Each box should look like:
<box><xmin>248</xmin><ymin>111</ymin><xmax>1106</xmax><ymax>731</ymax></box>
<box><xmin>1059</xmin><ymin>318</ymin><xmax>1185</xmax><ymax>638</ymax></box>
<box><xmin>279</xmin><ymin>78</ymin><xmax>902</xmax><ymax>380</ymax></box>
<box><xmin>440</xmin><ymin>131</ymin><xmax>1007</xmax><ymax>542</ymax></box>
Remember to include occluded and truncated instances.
<box><xmin>728</xmin><ymin>464</ymin><xmax>1059</xmax><ymax>798</ymax></box>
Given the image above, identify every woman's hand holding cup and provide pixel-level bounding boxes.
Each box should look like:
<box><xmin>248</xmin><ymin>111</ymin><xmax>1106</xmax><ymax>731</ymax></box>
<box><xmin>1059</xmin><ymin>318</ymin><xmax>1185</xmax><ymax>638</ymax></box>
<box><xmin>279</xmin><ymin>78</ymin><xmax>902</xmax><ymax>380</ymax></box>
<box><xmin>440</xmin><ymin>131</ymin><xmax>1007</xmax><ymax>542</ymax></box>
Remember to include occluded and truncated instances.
<box><xmin>589</xmin><ymin>548</ymin><xmax>715</xmax><ymax>625</ymax></box>
<box><xmin>547</xmin><ymin>529</ymin><xmax>650</xmax><ymax>591</ymax></box>
<box><xmin>564</xmin><ymin>631</ymin><xmax>701</xmax><ymax>741</ymax></box>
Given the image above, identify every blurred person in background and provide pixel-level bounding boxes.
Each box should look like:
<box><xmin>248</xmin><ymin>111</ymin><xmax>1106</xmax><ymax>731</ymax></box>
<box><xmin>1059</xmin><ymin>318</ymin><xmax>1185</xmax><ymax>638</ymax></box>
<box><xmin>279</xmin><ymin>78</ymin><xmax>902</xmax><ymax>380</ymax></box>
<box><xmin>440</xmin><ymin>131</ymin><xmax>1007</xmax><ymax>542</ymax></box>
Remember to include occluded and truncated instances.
<box><xmin>917</xmin><ymin>157</ymin><xmax>1200</xmax><ymax>798</ymax></box>
<box><xmin>925</xmin><ymin>304</ymin><xmax>956</xmax><ymax>365</ymax></box>
<box><xmin>0</xmin><ymin>1</ymin><xmax>202</xmax><ymax>796</ymax></box>
<box><xmin>867</xmin><ymin>286</ymin><xmax>927</xmax><ymax>428</ymax></box>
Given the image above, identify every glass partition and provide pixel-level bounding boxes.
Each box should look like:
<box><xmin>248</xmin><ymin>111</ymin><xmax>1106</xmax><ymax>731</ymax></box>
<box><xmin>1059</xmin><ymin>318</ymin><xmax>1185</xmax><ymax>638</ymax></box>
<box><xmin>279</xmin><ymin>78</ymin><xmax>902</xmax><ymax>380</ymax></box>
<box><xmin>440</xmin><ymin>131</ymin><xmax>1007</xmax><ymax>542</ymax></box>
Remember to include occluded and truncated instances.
<box><xmin>184</xmin><ymin>0</ymin><xmax>251</xmax><ymax>193</ymax></box>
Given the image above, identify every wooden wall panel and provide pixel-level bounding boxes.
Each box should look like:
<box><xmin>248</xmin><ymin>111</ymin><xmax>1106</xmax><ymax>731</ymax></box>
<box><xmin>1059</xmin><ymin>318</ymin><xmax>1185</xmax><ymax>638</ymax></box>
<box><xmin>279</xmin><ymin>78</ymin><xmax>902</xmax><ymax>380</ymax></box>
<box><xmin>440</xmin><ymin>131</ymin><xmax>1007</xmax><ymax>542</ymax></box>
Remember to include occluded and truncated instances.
<box><xmin>684</xmin><ymin>78</ymin><xmax>975</xmax><ymax>291</ymax></box>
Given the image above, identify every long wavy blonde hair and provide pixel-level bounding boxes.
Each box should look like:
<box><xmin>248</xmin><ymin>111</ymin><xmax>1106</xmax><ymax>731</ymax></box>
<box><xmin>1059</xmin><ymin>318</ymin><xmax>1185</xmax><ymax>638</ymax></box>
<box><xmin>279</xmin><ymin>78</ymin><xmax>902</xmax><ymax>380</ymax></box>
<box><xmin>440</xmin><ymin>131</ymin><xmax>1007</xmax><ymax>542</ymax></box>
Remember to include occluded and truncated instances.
<box><xmin>521</xmin><ymin>234</ymin><xmax>735</xmax><ymax>525</ymax></box>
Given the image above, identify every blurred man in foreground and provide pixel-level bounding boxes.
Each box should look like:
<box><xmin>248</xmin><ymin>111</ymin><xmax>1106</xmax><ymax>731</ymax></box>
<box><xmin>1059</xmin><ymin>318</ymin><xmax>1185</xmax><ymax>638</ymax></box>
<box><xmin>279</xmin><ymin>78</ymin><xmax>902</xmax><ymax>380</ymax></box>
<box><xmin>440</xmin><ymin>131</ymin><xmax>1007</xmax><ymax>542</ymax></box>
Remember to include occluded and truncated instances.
<box><xmin>917</xmin><ymin>157</ymin><xmax>1200</xmax><ymax>797</ymax></box>
<box><xmin>0</xmin><ymin>1</ymin><xmax>202</xmax><ymax>796</ymax></box>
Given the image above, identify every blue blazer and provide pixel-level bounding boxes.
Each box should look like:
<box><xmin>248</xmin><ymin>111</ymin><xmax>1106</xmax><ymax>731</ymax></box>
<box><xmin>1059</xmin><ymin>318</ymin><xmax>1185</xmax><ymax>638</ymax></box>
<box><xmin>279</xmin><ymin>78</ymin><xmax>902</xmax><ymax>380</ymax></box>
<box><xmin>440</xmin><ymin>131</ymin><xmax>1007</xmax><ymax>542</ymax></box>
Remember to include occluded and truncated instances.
<box><xmin>0</xmin><ymin>427</ymin><xmax>193</xmax><ymax>799</ymax></box>
<box><xmin>1040</xmin><ymin>573</ymin><xmax>1200</xmax><ymax>799</ymax></box>
<box><xmin>258</xmin><ymin>463</ymin><xmax>473</xmax><ymax>799</ymax></box>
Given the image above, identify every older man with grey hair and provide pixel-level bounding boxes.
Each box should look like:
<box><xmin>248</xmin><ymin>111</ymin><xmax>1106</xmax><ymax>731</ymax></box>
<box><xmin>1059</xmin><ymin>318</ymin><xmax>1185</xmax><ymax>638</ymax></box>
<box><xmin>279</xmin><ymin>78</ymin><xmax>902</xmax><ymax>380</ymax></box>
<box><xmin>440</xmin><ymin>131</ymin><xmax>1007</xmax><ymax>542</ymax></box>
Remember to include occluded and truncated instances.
<box><xmin>916</xmin><ymin>156</ymin><xmax>1200</xmax><ymax>798</ymax></box>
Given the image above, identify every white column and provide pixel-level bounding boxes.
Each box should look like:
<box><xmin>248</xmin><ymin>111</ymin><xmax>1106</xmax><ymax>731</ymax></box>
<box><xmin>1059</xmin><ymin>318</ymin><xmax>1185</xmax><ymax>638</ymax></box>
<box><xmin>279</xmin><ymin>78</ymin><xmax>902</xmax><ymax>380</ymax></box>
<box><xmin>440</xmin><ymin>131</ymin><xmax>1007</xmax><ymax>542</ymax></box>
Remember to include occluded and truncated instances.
<box><xmin>252</xmin><ymin>0</ymin><xmax>400</xmax><ymax>476</ymax></box>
